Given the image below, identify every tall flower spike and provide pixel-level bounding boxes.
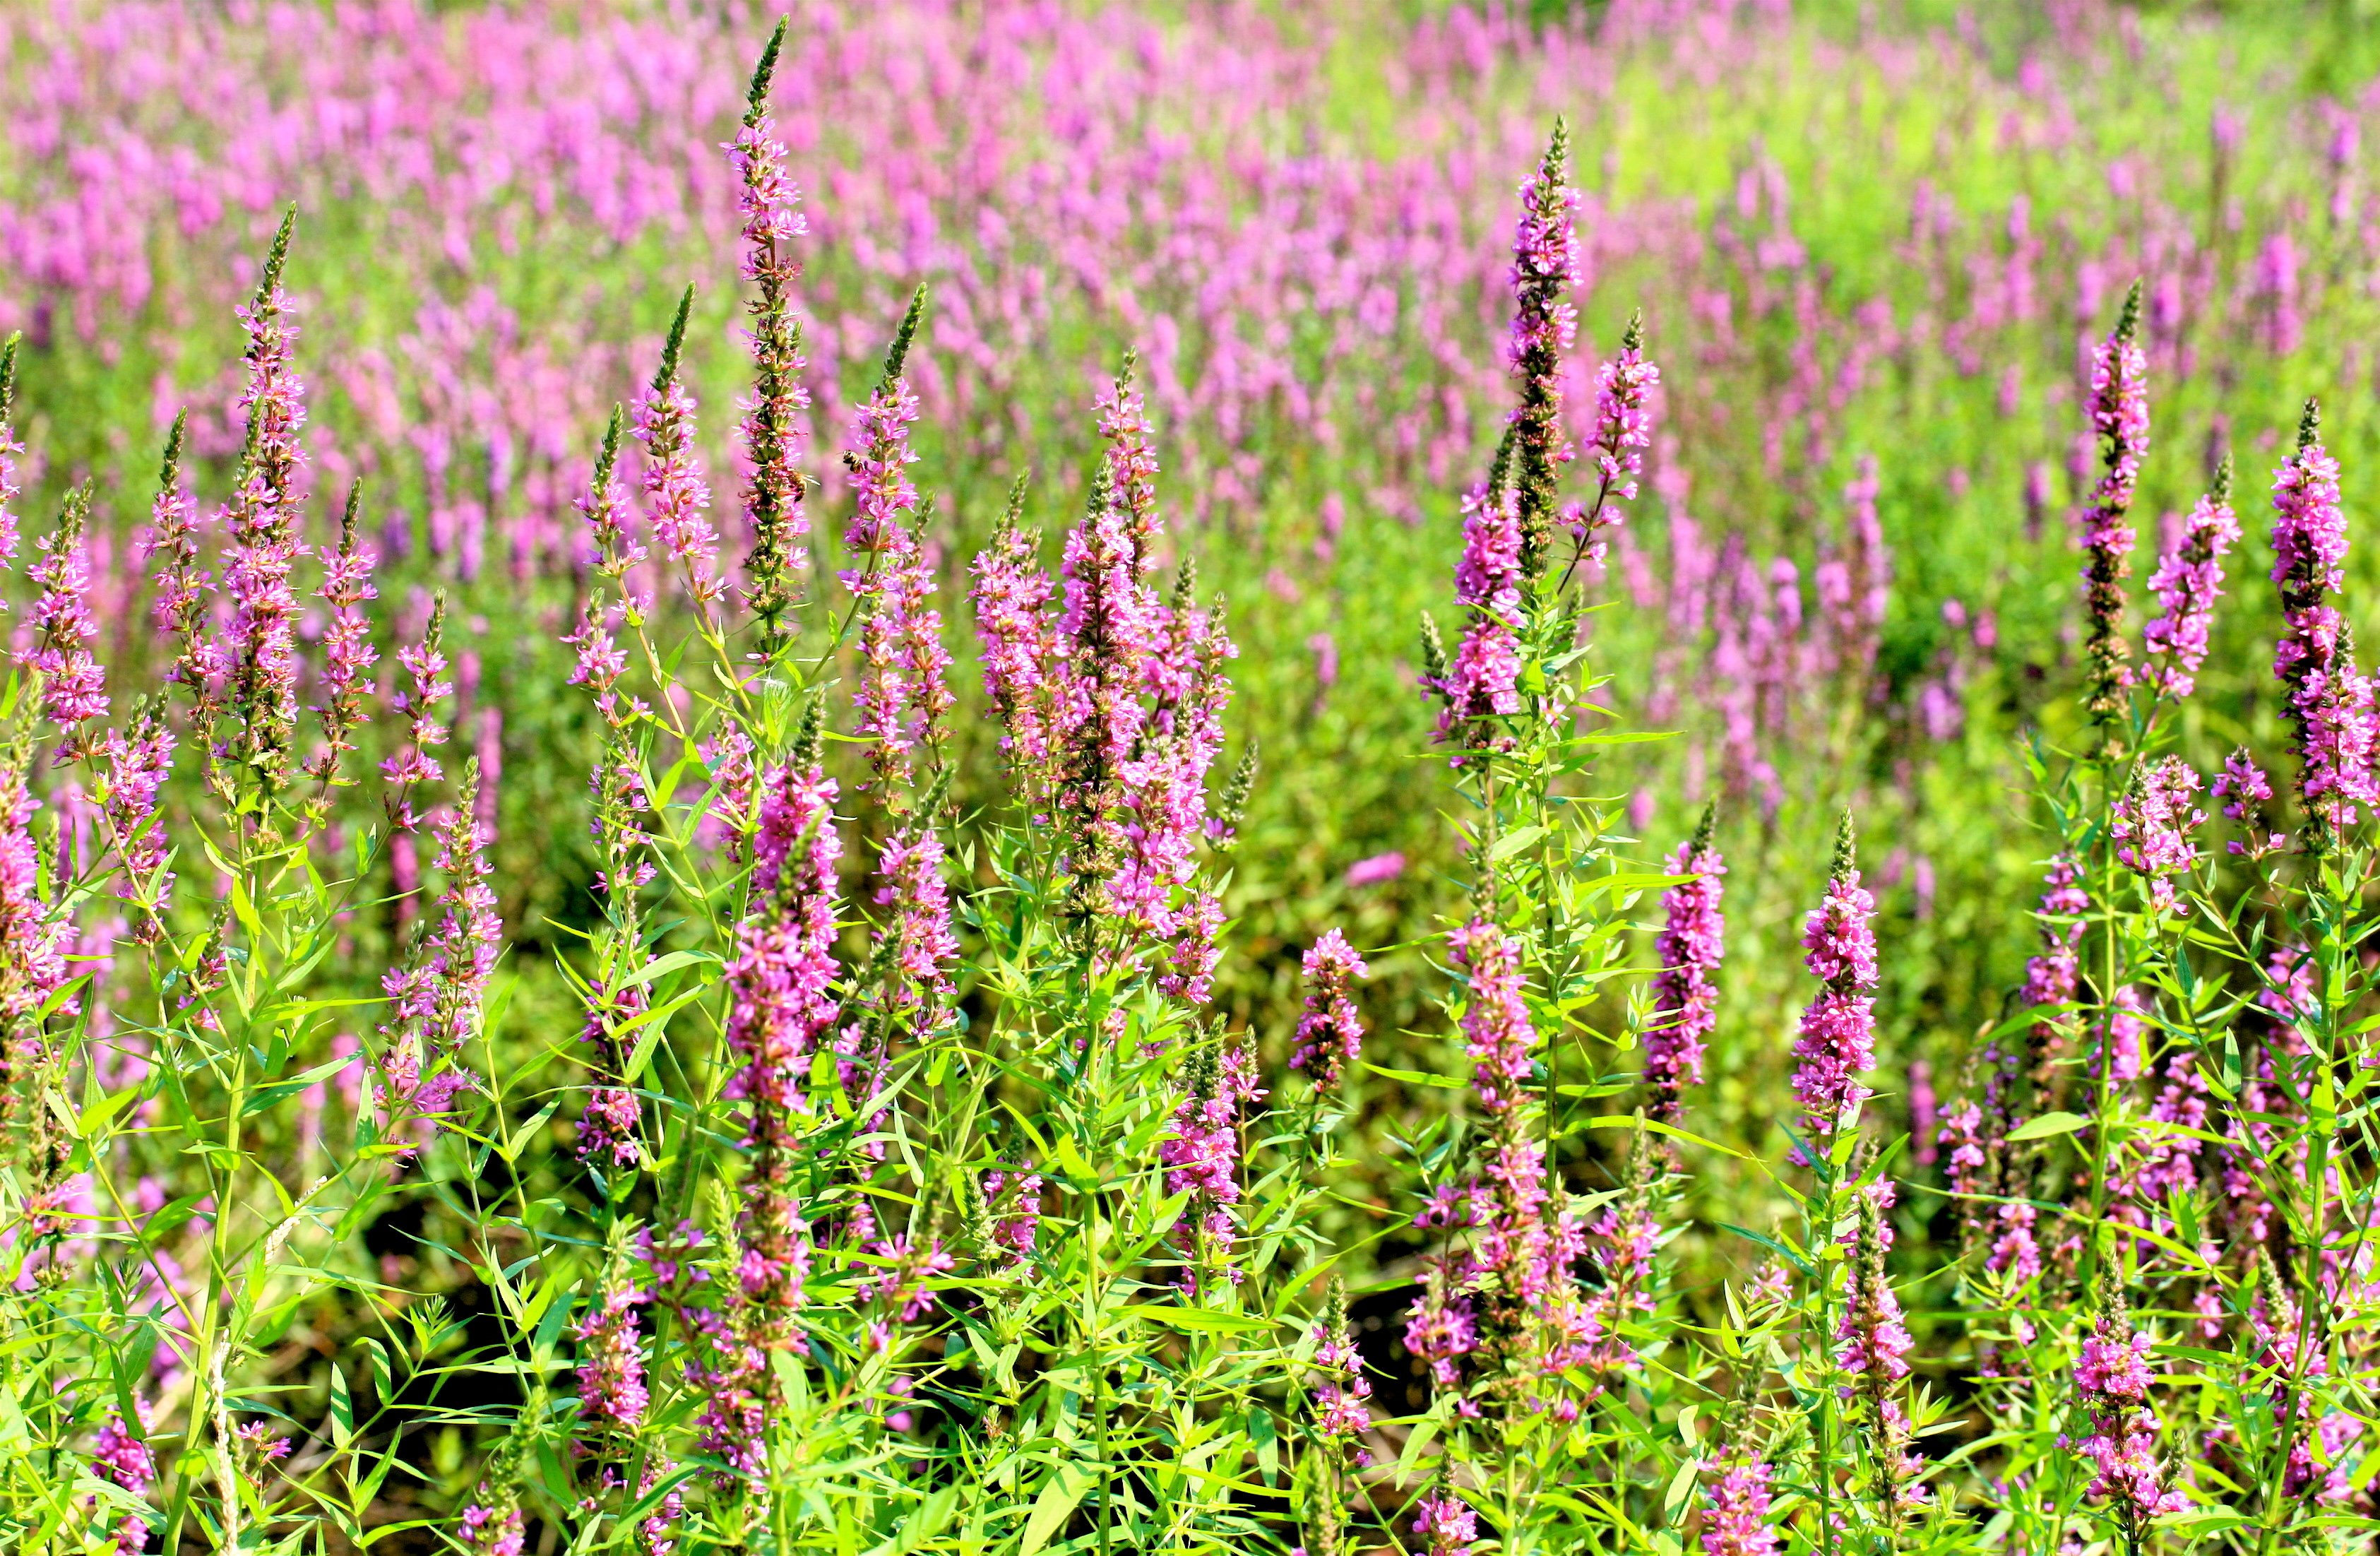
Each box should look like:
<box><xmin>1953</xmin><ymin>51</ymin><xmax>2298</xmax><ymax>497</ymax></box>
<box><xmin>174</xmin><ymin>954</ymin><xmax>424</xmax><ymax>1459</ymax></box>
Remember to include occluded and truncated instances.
<box><xmin>972</xmin><ymin>472</ymin><xmax>1056</xmax><ymax>780</ymax></box>
<box><xmin>22</xmin><ymin>485</ymin><xmax>109</xmax><ymax>740</ymax></box>
<box><xmin>1290</xmin><ymin>929</ymin><xmax>1370</xmax><ymax>1088</ymax></box>
<box><xmin>1509</xmin><ymin>119</ymin><xmax>1581</xmax><ymax>580</ymax></box>
<box><xmin>223</xmin><ymin>207</ymin><xmax>310</xmax><ymax>791</ymax></box>
<box><xmin>381</xmin><ymin>593</ymin><xmax>452</xmax><ymax>830</ymax></box>
<box><xmin>1791</xmin><ymin>811</ymin><xmax>1879</xmax><ymax>1139</ymax></box>
<box><xmin>0</xmin><ymin>742</ymin><xmax>68</xmax><ymax>1033</ymax></box>
<box><xmin>1699</xmin><ymin>1458</ymin><xmax>1782</xmax><ymax>1556</ymax></box>
<box><xmin>633</xmin><ymin>285</ymin><xmax>721</xmax><ymax>607</ymax></box>
<box><xmin>723</xmin><ymin>759</ymin><xmax>843</xmax><ymax>1348</ymax></box>
<box><xmin>307</xmin><ymin>479</ymin><xmax>380</xmax><ymax>792</ymax></box>
<box><xmin>1645</xmin><ymin>801</ymin><xmax>1725</xmax><ymax>1120</ymax></box>
<box><xmin>580</xmin><ymin>406</ymin><xmax>643</xmax><ymax>581</ymax></box>
<box><xmin>840</xmin><ymin>288</ymin><xmax>936</xmax><ymax>791</ymax></box>
<box><xmin>2141</xmin><ymin>456</ymin><xmax>2238</xmax><ymax>700</ymax></box>
<box><xmin>374</xmin><ymin>759</ymin><xmax>499</xmax><ymax>1136</ymax></box>
<box><xmin>1838</xmin><ymin>1180</ymin><xmax>1924</xmax><ymax>1521</ymax></box>
<box><xmin>1438</xmin><ymin>432</ymin><xmax>1525</xmax><ymax>745</ymax></box>
<box><xmin>144</xmin><ymin>409</ymin><xmax>219</xmax><ymax>706</ymax></box>
<box><xmin>97</xmin><ymin>699</ymin><xmax>174</xmax><ymax>934</ymax></box>
<box><xmin>1567</xmin><ymin>311</ymin><xmax>1660</xmax><ymax>581</ymax></box>
<box><xmin>1160</xmin><ymin>1043</ymin><xmax>1266</xmax><ymax>1292</ymax></box>
<box><xmin>2270</xmin><ymin>398</ymin><xmax>2376</xmax><ymax>837</ymax></box>
<box><xmin>2072</xmin><ymin>1267</ymin><xmax>2189</xmax><ymax>1532</ymax></box>
<box><xmin>0</xmin><ymin>332</ymin><xmax>21</xmax><ymax>569</ymax></box>
<box><xmin>727</xmin><ymin>19</ymin><xmax>811</xmax><ymax>651</ymax></box>
<box><xmin>2081</xmin><ymin>280</ymin><xmax>2148</xmax><ymax>723</ymax></box>
<box><xmin>1054</xmin><ymin>393</ymin><xmax>1156</xmax><ymax>930</ymax></box>
<box><xmin>1301</xmin><ymin>1278</ymin><xmax>1374</xmax><ymax>1556</ymax></box>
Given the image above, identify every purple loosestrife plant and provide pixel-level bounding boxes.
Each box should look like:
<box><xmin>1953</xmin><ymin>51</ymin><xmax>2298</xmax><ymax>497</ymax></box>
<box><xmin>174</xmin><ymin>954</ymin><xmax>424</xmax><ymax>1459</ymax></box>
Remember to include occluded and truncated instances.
<box><xmin>0</xmin><ymin>333</ymin><xmax>19</xmax><ymax>571</ymax></box>
<box><xmin>1790</xmin><ymin>812</ymin><xmax>1879</xmax><ymax>1141</ymax></box>
<box><xmin>2070</xmin><ymin>1275</ymin><xmax>2189</xmax><ymax>1551</ymax></box>
<box><xmin>1506</xmin><ymin>119</ymin><xmax>1581</xmax><ymax>581</ymax></box>
<box><xmin>1288</xmin><ymin>927</ymin><xmax>1369</xmax><ymax>1090</ymax></box>
<box><xmin>727</xmin><ymin>20</ymin><xmax>811</xmax><ymax>653</ymax></box>
<box><xmin>2270</xmin><ymin>398</ymin><xmax>2376</xmax><ymax>840</ymax></box>
<box><xmin>2140</xmin><ymin>456</ymin><xmax>2239</xmax><ymax>701</ymax></box>
<box><xmin>23</xmin><ymin>485</ymin><xmax>107</xmax><ymax>742</ymax></box>
<box><xmin>633</xmin><ymin>287</ymin><xmax>722</xmax><ymax>613</ymax></box>
<box><xmin>2081</xmin><ymin>280</ymin><xmax>2148</xmax><ymax>727</ymax></box>
<box><xmin>1698</xmin><ymin>1457</ymin><xmax>1781</xmax><ymax>1556</ymax></box>
<box><xmin>1644</xmin><ymin>801</ymin><xmax>1724</xmax><ymax>1120</ymax></box>
<box><xmin>220</xmin><ymin>209</ymin><xmax>310</xmax><ymax>795</ymax></box>
<box><xmin>1298</xmin><ymin>1278</ymin><xmax>1375</xmax><ymax>1556</ymax></box>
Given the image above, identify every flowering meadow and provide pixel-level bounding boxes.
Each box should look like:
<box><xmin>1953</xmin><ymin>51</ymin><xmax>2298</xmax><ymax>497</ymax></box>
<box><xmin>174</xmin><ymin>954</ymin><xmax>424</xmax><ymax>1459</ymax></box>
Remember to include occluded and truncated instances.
<box><xmin>11</xmin><ymin>0</ymin><xmax>2380</xmax><ymax>1551</ymax></box>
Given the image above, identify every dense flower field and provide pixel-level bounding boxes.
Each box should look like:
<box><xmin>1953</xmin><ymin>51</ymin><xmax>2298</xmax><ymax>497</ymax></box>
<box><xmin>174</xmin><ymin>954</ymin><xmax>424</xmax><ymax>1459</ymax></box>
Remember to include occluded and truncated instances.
<box><xmin>6</xmin><ymin>0</ymin><xmax>2380</xmax><ymax>1551</ymax></box>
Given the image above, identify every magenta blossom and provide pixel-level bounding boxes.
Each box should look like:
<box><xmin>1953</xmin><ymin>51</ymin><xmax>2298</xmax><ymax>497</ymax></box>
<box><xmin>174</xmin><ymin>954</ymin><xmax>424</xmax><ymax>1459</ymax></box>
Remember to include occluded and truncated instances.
<box><xmin>2271</xmin><ymin>400</ymin><xmax>2376</xmax><ymax>835</ymax></box>
<box><xmin>1700</xmin><ymin>1459</ymin><xmax>1781</xmax><ymax>1556</ymax></box>
<box><xmin>1790</xmin><ymin>814</ymin><xmax>1879</xmax><ymax>1138</ymax></box>
<box><xmin>2081</xmin><ymin>283</ymin><xmax>2148</xmax><ymax>718</ymax></box>
<box><xmin>1645</xmin><ymin>806</ymin><xmax>1725</xmax><ymax>1119</ymax></box>
<box><xmin>1289</xmin><ymin>929</ymin><xmax>1369</xmax><ymax>1088</ymax></box>
<box><xmin>2141</xmin><ymin>461</ymin><xmax>2239</xmax><ymax>699</ymax></box>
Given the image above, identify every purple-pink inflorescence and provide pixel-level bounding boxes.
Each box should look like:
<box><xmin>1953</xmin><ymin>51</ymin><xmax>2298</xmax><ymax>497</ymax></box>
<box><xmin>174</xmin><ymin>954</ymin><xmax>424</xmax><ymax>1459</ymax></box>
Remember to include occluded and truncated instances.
<box><xmin>980</xmin><ymin>1165</ymin><xmax>1042</xmax><ymax>1264</ymax></box>
<box><xmin>2071</xmin><ymin>1297</ymin><xmax>2189</xmax><ymax>1523</ymax></box>
<box><xmin>222</xmin><ymin>213</ymin><xmax>311</xmax><ymax>782</ymax></box>
<box><xmin>1288</xmin><ymin>928</ymin><xmax>1369</xmax><ymax>1088</ymax></box>
<box><xmin>633</xmin><ymin>290</ymin><xmax>721</xmax><ymax>608</ymax></box>
<box><xmin>2141</xmin><ymin>459</ymin><xmax>2239</xmax><ymax>700</ymax></box>
<box><xmin>722</xmin><ymin>759</ymin><xmax>841</xmax><ymax>1341</ymax></box>
<box><xmin>970</xmin><ymin>478</ymin><xmax>1056</xmax><ymax>775</ymax></box>
<box><xmin>1644</xmin><ymin>803</ymin><xmax>1725</xmax><ymax>1120</ymax></box>
<box><xmin>576</xmin><ymin>1284</ymin><xmax>651</xmax><ymax>1435</ymax></box>
<box><xmin>1699</xmin><ymin>1459</ymin><xmax>1781</xmax><ymax>1556</ymax></box>
<box><xmin>23</xmin><ymin>489</ymin><xmax>107</xmax><ymax>734</ymax></box>
<box><xmin>1415</xmin><ymin>1492</ymin><xmax>1481</xmax><ymax>1555</ymax></box>
<box><xmin>1572</xmin><ymin>316</ymin><xmax>1660</xmax><ymax>572</ymax></box>
<box><xmin>1790</xmin><ymin>813</ymin><xmax>1879</xmax><ymax>1139</ymax></box>
<box><xmin>725</xmin><ymin>22</ymin><xmax>810</xmax><ymax>647</ymax></box>
<box><xmin>1439</xmin><ymin>472</ymin><xmax>1526</xmax><ymax>740</ymax></box>
<box><xmin>375</xmin><ymin>764</ymin><xmax>501</xmax><ymax>1135</ymax></box>
<box><xmin>2270</xmin><ymin>398</ymin><xmax>2376</xmax><ymax>836</ymax></box>
<box><xmin>1161</xmin><ymin>1043</ymin><xmax>1265</xmax><ymax>1291</ymax></box>
<box><xmin>2112</xmin><ymin>755</ymin><xmax>2207</xmax><ymax>915</ymax></box>
<box><xmin>2081</xmin><ymin>281</ymin><xmax>2148</xmax><ymax>720</ymax></box>
<box><xmin>308</xmin><ymin>484</ymin><xmax>381</xmax><ymax>785</ymax></box>
<box><xmin>841</xmin><ymin>315</ymin><xmax>937</xmax><ymax>784</ymax></box>
<box><xmin>90</xmin><ymin>1413</ymin><xmax>155</xmax><ymax>1556</ymax></box>
<box><xmin>1505</xmin><ymin>121</ymin><xmax>1580</xmax><ymax>578</ymax></box>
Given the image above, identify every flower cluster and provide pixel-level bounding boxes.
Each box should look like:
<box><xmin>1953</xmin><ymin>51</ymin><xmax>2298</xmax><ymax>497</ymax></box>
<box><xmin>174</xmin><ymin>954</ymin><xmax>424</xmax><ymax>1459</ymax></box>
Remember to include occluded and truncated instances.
<box><xmin>633</xmin><ymin>290</ymin><xmax>721</xmax><ymax>605</ymax></box>
<box><xmin>725</xmin><ymin>23</ymin><xmax>811</xmax><ymax>646</ymax></box>
<box><xmin>1288</xmin><ymin>928</ymin><xmax>1369</xmax><ymax>1088</ymax></box>
<box><xmin>1700</xmin><ymin>1459</ymin><xmax>1781</xmax><ymax>1556</ymax></box>
<box><xmin>722</xmin><ymin>760</ymin><xmax>843</xmax><ymax>1336</ymax></box>
<box><xmin>840</xmin><ymin>305</ymin><xmax>939</xmax><ymax>778</ymax></box>
<box><xmin>1790</xmin><ymin>814</ymin><xmax>1879</xmax><ymax>1137</ymax></box>
<box><xmin>2080</xmin><ymin>282</ymin><xmax>2148</xmax><ymax>720</ymax></box>
<box><xmin>2270</xmin><ymin>400</ymin><xmax>2376</xmax><ymax>834</ymax></box>
<box><xmin>307</xmin><ymin>483</ymin><xmax>380</xmax><ymax>786</ymax></box>
<box><xmin>2141</xmin><ymin>459</ymin><xmax>2239</xmax><ymax>699</ymax></box>
<box><xmin>2069</xmin><ymin>1300</ymin><xmax>2189</xmax><ymax>1524</ymax></box>
<box><xmin>1573</xmin><ymin>315</ymin><xmax>1660</xmax><ymax>569</ymax></box>
<box><xmin>219</xmin><ymin>213</ymin><xmax>311</xmax><ymax>789</ymax></box>
<box><xmin>1645</xmin><ymin>804</ymin><xmax>1725</xmax><ymax>1119</ymax></box>
<box><xmin>2110</xmin><ymin>754</ymin><xmax>2206</xmax><ymax>913</ymax></box>
<box><xmin>1161</xmin><ymin>1044</ymin><xmax>1265</xmax><ymax>1291</ymax></box>
<box><xmin>22</xmin><ymin>487</ymin><xmax>106</xmax><ymax>732</ymax></box>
